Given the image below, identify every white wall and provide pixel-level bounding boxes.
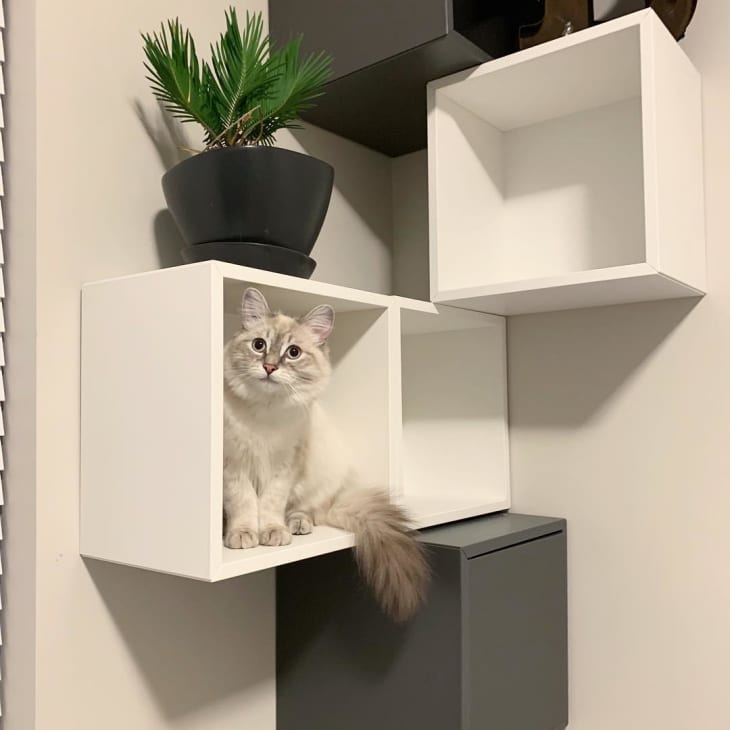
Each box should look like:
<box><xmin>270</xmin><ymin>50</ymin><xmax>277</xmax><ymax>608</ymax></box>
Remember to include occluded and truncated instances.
<box><xmin>509</xmin><ymin>2</ymin><xmax>730</xmax><ymax>727</ymax></box>
<box><xmin>5</xmin><ymin>1</ymin><xmax>393</xmax><ymax>728</ymax></box>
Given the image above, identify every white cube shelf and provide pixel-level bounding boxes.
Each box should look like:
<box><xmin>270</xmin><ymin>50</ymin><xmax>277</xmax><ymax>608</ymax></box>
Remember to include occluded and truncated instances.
<box><xmin>395</xmin><ymin>302</ymin><xmax>509</xmax><ymax>524</ymax></box>
<box><xmin>80</xmin><ymin>262</ymin><xmax>509</xmax><ymax>581</ymax></box>
<box><xmin>428</xmin><ymin>9</ymin><xmax>705</xmax><ymax>315</ymax></box>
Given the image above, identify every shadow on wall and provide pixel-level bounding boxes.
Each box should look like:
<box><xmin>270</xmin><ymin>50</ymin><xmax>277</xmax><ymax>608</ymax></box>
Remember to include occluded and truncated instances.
<box><xmin>507</xmin><ymin>297</ymin><xmax>700</xmax><ymax>428</ymax></box>
<box><xmin>154</xmin><ymin>209</ymin><xmax>185</xmax><ymax>269</ymax></box>
<box><xmin>286</xmin><ymin>125</ymin><xmax>394</xmax><ymax>294</ymax></box>
<box><xmin>133</xmin><ymin>100</ymin><xmax>191</xmax><ymax>172</ymax></box>
<box><xmin>288</xmin><ymin>124</ymin><xmax>391</xmax><ymax>245</ymax></box>
<box><xmin>133</xmin><ymin>101</ymin><xmax>189</xmax><ymax>269</ymax></box>
<box><xmin>86</xmin><ymin>560</ymin><xmax>273</xmax><ymax>721</ymax></box>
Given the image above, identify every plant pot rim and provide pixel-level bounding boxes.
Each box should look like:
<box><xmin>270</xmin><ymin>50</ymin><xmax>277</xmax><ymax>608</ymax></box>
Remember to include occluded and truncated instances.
<box><xmin>165</xmin><ymin>144</ymin><xmax>334</xmax><ymax>176</ymax></box>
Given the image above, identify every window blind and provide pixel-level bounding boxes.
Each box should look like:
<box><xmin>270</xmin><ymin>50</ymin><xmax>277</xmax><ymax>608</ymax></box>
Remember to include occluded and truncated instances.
<box><xmin>0</xmin><ymin>0</ymin><xmax>6</xmax><ymax>718</ymax></box>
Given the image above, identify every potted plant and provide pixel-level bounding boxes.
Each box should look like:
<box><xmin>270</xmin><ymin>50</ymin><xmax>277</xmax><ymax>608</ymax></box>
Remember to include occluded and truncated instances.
<box><xmin>142</xmin><ymin>8</ymin><xmax>334</xmax><ymax>278</ymax></box>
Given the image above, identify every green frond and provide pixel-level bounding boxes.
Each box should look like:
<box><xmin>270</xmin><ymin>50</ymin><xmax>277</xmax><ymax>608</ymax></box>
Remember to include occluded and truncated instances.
<box><xmin>142</xmin><ymin>8</ymin><xmax>333</xmax><ymax>149</ymax></box>
<box><xmin>247</xmin><ymin>39</ymin><xmax>333</xmax><ymax>145</ymax></box>
<box><xmin>142</xmin><ymin>18</ymin><xmax>220</xmax><ymax>142</ymax></box>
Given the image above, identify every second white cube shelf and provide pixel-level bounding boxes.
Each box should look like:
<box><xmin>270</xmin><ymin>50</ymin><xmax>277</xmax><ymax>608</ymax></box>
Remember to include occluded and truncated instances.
<box><xmin>428</xmin><ymin>9</ymin><xmax>705</xmax><ymax>315</ymax></box>
<box><xmin>80</xmin><ymin>262</ymin><xmax>509</xmax><ymax>581</ymax></box>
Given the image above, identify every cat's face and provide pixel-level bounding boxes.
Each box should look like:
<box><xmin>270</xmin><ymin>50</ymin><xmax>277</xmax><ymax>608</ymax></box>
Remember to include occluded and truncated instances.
<box><xmin>224</xmin><ymin>288</ymin><xmax>335</xmax><ymax>406</ymax></box>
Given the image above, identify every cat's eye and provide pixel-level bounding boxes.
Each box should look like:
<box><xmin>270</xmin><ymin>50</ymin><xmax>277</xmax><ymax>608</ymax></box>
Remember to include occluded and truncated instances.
<box><xmin>286</xmin><ymin>345</ymin><xmax>302</xmax><ymax>359</ymax></box>
<box><xmin>251</xmin><ymin>338</ymin><xmax>267</xmax><ymax>353</ymax></box>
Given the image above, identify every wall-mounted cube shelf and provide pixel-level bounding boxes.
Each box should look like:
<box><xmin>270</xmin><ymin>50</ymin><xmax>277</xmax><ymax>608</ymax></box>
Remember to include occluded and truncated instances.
<box><xmin>428</xmin><ymin>10</ymin><xmax>706</xmax><ymax>315</ymax></box>
<box><xmin>80</xmin><ymin>262</ymin><xmax>509</xmax><ymax>581</ymax></box>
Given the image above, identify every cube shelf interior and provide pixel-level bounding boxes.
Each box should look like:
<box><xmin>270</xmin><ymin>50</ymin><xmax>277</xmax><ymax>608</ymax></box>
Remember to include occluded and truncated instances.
<box><xmin>397</xmin><ymin>305</ymin><xmax>509</xmax><ymax>524</ymax></box>
<box><xmin>428</xmin><ymin>10</ymin><xmax>705</xmax><ymax>315</ymax></box>
<box><xmin>81</xmin><ymin>263</ymin><xmax>509</xmax><ymax>582</ymax></box>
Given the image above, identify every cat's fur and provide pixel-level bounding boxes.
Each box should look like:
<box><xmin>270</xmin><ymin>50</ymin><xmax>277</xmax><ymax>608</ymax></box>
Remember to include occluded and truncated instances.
<box><xmin>223</xmin><ymin>287</ymin><xmax>428</xmax><ymax>622</ymax></box>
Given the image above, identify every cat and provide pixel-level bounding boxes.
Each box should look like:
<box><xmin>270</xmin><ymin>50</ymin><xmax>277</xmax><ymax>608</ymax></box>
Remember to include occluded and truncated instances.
<box><xmin>223</xmin><ymin>287</ymin><xmax>428</xmax><ymax>622</ymax></box>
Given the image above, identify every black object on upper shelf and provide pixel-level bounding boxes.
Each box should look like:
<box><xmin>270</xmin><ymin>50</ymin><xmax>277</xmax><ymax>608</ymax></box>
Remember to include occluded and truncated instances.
<box><xmin>268</xmin><ymin>0</ymin><xmax>546</xmax><ymax>157</ymax></box>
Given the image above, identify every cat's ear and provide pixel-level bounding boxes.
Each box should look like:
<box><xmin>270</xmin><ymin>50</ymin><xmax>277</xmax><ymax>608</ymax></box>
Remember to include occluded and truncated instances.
<box><xmin>300</xmin><ymin>304</ymin><xmax>335</xmax><ymax>345</ymax></box>
<box><xmin>241</xmin><ymin>288</ymin><xmax>271</xmax><ymax>329</ymax></box>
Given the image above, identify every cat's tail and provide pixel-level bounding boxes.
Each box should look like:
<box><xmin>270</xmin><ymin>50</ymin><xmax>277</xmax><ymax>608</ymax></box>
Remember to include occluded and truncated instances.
<box><xmin>324</xmin><ymin>486</ymin><xmax>429</xmax><ymax>622</ymax></box>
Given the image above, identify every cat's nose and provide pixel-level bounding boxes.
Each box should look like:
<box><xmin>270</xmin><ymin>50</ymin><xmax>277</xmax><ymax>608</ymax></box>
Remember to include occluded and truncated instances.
<box><xmin>263</xmin><ymin>363</ymin><xmax>278</xmax><ymax>375</ymax></box>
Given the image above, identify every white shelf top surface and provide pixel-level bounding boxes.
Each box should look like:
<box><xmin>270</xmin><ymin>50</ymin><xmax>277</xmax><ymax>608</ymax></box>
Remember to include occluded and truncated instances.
<box><xmin>216</xmin><ymin>491</ymin><xmax>509</xmax><ymax>579</ymax></box>
<box><xmin>84</xmin><ymin>260</ymin><xmax>438</xmax><ymax>317</ymax></box>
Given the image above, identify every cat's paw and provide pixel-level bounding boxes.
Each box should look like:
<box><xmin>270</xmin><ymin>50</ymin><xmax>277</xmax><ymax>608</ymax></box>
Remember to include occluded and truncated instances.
<box><xmin>259</xmin><ymin>525</ymin><xmax>292</xmax><ymax>547</ymax></box>
<box><xmin>287</xmin><ymin>512</ymin><xmax>313</xmax><ymax>535</ymax></box>
<box><xmin>224</xmin><ymin>527</ymin><xmax>259</xmax><ymax>549</ymax></box>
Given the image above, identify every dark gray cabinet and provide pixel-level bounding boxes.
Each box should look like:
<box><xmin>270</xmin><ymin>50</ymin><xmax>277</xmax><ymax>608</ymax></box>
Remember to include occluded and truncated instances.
<box><xmin>269</xmin><ymin>1</ymin><xmax>544</xmax><ymax>156</ymax></box>
<box><xmin>277</xmin><ymin>512</ymin><xmax>568</xmax><ymax>730</ymax></box>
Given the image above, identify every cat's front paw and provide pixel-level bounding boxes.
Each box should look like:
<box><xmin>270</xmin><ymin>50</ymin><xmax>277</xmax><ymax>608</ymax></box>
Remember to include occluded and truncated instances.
<box><xmin>224</xmin><ymin>527</ymin><xmax>259</xmax><ymax>549</ymax></box>
<box><xmin>259</xmin><ymin>525</ymin><xmax>292</xmax><ymax>547</ymax></box>
<box><xmin>287</xmin><ymin>512</ymin><xmax>313</xmax><ymax>535</ymax></box>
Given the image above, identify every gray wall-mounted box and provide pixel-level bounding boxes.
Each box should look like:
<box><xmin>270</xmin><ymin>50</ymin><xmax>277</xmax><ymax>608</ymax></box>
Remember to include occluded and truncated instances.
<box><xmin>269</xmin><ymin>1</ymin><xmax>544</xmax><ymax>156</ymax></box>
<box><xmin>277</xmin><ymin>512</ymin><xmax>568</xmax><ymax>730</ymax></box>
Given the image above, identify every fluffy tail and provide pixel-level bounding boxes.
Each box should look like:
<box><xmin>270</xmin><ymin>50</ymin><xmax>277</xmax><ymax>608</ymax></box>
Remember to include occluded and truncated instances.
<box><xmin>324</xmin><ymin>487</ymin><xmax>429</xmax><ymax>622</ymax></box>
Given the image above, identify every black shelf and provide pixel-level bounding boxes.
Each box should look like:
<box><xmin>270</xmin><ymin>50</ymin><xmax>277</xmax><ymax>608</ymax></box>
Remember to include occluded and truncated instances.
<box><xmin>269</xmin><ymin>1</ymin><xmax>544</xmax><ymax>156</ymax></box>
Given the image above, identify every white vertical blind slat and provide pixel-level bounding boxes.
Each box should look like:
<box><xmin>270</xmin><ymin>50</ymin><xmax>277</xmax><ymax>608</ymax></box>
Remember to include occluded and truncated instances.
<box><xmin>1</xmin><ymin>0</ymin><xmax>5</xmax><ymax>716</ymax></box>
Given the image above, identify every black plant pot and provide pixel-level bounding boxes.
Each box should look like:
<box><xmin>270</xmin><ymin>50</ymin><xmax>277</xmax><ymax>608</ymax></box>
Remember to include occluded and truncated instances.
<box><xmin>162</xmin><ymin>146</ymin><xmax>334</xmax><ymax>276</ymax></box>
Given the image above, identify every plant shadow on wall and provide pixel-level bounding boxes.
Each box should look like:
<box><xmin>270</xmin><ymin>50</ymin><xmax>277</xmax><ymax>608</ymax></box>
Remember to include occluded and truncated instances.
<box><xmin>507</xmin><ymin>297</ymin><xmax>700</xmax><ymax>429</ymax></box>
<box><xmin>86</xmin><ymin>560</ymin><xmax>273</xmax><ymax>720</ymax></box>
<box><xmin>285</xmin><ymin>124</ymin><xmax>394</xmax><ymax>250</ymax></box>
<box><xmin>133</xmin><ymin>100</ymin><xmax>189</xmax><ymax>269</ymax></box>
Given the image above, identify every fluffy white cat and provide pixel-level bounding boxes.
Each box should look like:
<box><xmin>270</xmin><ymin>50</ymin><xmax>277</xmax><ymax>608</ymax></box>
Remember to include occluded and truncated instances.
<box><xmin>223</xmin><ymin>287</ymin><xmax>428</xmax><ymax>621</ymax></box>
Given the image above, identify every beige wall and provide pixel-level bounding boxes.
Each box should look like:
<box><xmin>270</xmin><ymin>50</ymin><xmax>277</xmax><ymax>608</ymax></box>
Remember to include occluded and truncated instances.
<box><xmin>5</xmin><ymin>0</ymin><xmax>393</xmax><ymax>728</ymax></box>
<box><xmin>509</xmin><ymin>2</ymin><xmax>730</xmax><ymax>727</ymax></box>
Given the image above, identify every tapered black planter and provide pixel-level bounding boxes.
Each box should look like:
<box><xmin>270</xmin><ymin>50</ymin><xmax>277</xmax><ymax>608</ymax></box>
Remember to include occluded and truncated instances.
<box><xmin>162</xmin><ymin>146</ymin><xmax>334</xmax><ymax>277</ymax></box>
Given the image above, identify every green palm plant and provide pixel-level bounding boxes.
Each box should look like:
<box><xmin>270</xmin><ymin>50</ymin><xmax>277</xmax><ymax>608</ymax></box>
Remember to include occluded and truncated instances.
<box><xmin>142</xmin><ymin>8</ymin><xmax>332</xmax><ymax>150</ymax></box>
